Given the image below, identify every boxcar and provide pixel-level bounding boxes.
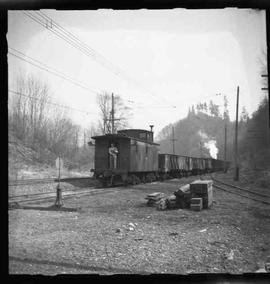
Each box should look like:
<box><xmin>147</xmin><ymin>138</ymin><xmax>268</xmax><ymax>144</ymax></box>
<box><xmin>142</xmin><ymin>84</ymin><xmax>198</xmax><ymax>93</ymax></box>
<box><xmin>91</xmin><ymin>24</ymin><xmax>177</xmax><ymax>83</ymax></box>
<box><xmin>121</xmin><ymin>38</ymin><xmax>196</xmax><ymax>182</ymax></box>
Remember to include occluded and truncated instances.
<box><xmin>158</xmin><ymin>154</ymin><xmax>180</xmax><ymax>178</ymax></box>
<box><xmin>158</xmin><ymin>154</ymin><xmax>198</xmax><ymax>178</ymax></box>
<box><xmin>205</xmin><ymin>158</ymin><xmax>213</xmax><ymax>172</ymax></box>
<box><xmin>91</xmin><ymin>129</ymin><xmax>159</xmax><ymax>186</ymax></box>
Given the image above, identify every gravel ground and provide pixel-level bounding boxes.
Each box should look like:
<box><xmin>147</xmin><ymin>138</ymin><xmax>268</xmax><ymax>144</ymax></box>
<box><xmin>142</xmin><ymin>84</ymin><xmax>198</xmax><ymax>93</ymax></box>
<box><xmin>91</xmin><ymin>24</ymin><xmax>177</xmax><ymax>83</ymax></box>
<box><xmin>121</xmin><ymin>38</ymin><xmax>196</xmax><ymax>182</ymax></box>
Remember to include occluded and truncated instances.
<box><xmin>9</xmin><ymin>174</ymin><xmax>270</xmax><ymax>274</ymax></box>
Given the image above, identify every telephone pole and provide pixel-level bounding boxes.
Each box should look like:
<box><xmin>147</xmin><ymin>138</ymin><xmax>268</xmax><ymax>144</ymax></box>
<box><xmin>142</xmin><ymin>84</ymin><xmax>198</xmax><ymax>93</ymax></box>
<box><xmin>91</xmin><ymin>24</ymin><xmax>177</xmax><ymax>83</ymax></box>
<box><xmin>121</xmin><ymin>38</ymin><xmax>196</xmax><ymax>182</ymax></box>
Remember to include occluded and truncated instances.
<box><xmin>224</xmin><ymin>124</ymin><xmax>227</xmax><ymax>173</ymax></box>
<box><xmin>106</xmin><ymin>93</ymin><xmax>121</xmax><ymax>134</ymax></box>
<box><xmin>234</xmin><ymin>86</ymin><xmax>239</xmax><ymax>181</ymax></box>
<box><xmin>111</xmin><ymin>93</ymin><xmax>115</xmax><ymax>134</ymax></box>
<box><xmin>171</xmin><ymin>126</ymin><xmax>177</xmax><ymax>154</ymax></box>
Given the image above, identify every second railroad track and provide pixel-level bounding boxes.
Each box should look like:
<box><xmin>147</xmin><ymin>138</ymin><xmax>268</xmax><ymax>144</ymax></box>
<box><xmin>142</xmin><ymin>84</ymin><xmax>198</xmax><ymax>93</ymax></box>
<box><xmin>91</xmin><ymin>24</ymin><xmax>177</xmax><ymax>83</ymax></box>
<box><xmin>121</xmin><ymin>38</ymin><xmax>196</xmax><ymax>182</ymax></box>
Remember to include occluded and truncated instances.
<box><xmin>212</xmin><ymin>176</ymin><xmax>270</xmax><ymax>205</ymax></box>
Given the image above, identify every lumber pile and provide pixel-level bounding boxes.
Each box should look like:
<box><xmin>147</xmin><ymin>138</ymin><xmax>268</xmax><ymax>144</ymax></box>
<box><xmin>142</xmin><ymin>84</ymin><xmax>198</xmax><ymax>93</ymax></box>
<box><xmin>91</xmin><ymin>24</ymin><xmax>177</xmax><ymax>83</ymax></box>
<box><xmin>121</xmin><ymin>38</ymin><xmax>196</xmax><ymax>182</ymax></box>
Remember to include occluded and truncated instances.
<box><xmin>156</xmin><ymin>198</ymin><xmax>167</xmax><ymax>210</ymax></box>
<box><xmin>166</xmin><ymin>195</ymin><xmax>177</xmax><ymax>209</ymax></box>
<box><xmin>145</xmin><ymin>192</ymin><xmax>165</xmax><ymax>207</ymax></box>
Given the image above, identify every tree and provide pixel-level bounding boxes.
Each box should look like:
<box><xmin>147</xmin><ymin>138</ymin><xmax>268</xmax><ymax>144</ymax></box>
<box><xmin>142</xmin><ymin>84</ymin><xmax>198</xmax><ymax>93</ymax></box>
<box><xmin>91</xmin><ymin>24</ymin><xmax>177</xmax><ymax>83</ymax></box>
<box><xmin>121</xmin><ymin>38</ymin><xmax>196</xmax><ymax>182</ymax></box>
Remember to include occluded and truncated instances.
<box><xmin>203</xmin><ymin>102</ymin><xmax>208</xmax><ymax>113</ymax></box>
<box><xmin>9</xmin><ymin>73</ymin><xmax>50</xmax><ymax>147</ymax></box>
<box><xmin>96</xmin><ymin>92</ymin><xmax>132</xmax><ymax>134</ymax></box>
<box><xmin>240</xmin><ymin>106</ymin><xmax>249</xmax><ymax>122</ymax></box>
<box><xmin>209</xmin><ymin>100</ymin><xmax>220</xmax><ymax>117</ymax></box>
<box><xmin>155</xmin><ymin>123</ymin><xmax>173</xmax><ymax>142</ymax></box>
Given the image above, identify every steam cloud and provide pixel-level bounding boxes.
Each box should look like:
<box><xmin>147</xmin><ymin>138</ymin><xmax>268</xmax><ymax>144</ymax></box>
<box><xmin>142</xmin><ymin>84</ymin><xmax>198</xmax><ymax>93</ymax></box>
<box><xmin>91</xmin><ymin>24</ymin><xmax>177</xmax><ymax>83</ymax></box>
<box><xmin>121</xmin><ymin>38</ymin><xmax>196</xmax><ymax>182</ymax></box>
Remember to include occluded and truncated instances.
<box><xmin>204</xmin><ymin>140</ymin><xmax>218</xmax><ymax>159</ymax></box>
<box><xmin>198</xmin><ymin>130</ymin><xmax>218</xmax><ymax>159</ymax></box>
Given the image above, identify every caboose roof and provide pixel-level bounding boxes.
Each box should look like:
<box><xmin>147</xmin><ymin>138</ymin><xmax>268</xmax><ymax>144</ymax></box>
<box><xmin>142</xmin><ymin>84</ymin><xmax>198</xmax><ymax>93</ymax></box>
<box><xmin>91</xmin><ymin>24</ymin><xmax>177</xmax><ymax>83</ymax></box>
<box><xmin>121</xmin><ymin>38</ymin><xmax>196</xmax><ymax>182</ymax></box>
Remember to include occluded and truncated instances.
<box><xmin>91</xmin><ymin>133</ymin><xmax>159</xmax><ymax>145</ymax></box>
<box><xmin>118</xmin><ymin>129</ymin><xmax>152</xmax><ymax>133</ymax></box>
<box><xmin>91</xmin><ymin>133</ymin><xmax>129</xmax><ymax>140</ymax></box>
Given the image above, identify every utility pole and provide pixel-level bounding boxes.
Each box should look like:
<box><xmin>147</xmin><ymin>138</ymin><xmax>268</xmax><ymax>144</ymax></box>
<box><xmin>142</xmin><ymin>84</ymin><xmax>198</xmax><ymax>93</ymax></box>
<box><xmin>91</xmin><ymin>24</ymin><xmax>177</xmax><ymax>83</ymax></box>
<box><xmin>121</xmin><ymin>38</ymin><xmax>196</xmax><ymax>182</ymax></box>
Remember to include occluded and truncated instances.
<box><xmin>105</xmin><ymin>93</ymin><xmax>121</xmax><ymax>134</ymax></box>
<box><xmin>171</xmin><ymin>126</ymin><xmax>177</xmax><ymax>154</ymax></box>
<box><xmin>111</xmin><ymin>93</ymin><xmax>115</xmax><ymax>134</ymax></box>
<box><xmin>224</xmin><ymin>124</ymin><xmax>227</xmax><ymax>173</ymax></box>
<box><xmin>261</xmin><ymin>74</ymin><xmax>269</xmax><ymax>146</ymax></box>
<box><xmin>234</xmin><ymin>86</ymin><xmax>239</xmax><ymax>181</ymax></box>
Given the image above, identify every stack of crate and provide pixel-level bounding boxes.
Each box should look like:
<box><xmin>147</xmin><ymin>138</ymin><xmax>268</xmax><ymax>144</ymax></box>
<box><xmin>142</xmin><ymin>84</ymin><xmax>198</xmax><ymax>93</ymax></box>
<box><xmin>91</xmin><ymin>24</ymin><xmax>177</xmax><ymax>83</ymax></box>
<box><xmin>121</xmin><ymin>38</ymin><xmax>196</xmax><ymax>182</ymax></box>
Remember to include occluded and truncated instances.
<box><xmin>190</xmin><ymin>180</ymin><xmax>213</xmax><ymax>209</ymax></box>
<box><xmin>145</xmin><ymin>192</ymin><xmax>165</xmax><ymax>207</ymax></box>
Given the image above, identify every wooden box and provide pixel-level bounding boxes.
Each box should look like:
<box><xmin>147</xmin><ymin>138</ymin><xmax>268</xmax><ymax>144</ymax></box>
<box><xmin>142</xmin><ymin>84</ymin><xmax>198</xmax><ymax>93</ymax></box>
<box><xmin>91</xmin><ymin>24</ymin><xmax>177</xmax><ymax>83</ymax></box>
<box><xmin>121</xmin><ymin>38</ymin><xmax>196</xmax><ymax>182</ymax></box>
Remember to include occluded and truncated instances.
<box><xmin>190</xmin><ymin>197</ymin><xmax>203</xmax><ymax>211</ymax></box>
<box><xmin>190</xmin><ymin>180</ymin><xmax>213</xmax><ymax>208</ymax></box>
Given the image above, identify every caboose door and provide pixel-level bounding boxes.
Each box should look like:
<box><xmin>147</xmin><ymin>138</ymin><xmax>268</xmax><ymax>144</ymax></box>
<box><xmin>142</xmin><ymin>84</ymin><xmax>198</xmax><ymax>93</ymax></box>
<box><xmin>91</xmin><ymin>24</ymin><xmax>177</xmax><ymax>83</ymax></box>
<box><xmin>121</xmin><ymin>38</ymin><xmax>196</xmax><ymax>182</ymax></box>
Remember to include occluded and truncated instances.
<box><xmin>108</xmin><ymin>141</ymin><xmax>119</xmax><ymax>170</ymax></box>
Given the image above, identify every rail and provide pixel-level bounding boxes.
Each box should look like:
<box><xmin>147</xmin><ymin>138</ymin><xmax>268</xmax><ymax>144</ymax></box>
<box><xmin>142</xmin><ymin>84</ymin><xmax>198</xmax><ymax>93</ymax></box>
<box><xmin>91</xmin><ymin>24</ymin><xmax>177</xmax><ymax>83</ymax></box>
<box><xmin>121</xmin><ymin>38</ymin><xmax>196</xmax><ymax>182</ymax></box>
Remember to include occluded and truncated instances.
<box><xmin>212</xmin><ymin>176</ymin><xmax>270</xmax><ymax>205</ymax></box>
<box><xmin>9</xmin><ymin>186</ymin><xmax>121</xmax><ymax>205</ymax></box>
<box><xmin>9</xmin><ymin>176</ymin><xmax>93</xmax><ymax>186</ymax></box>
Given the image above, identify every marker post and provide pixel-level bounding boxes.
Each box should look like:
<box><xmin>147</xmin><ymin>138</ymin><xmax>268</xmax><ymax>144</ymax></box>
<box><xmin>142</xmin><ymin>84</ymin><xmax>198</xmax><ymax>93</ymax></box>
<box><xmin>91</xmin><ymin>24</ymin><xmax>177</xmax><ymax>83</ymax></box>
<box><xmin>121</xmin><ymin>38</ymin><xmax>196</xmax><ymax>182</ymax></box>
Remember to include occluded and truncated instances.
<box><xmin>55</xmin><ymin>157</ymin><xmax>63</xmax><ymax>208</ymax></box>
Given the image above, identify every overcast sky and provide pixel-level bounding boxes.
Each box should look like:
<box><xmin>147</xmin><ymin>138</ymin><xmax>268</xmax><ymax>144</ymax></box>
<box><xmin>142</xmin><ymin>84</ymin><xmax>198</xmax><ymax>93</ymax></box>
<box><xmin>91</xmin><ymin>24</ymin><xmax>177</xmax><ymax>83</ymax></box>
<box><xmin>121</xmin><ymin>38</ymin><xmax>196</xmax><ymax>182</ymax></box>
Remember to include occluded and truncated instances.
<box><xmin>8</xmin><ymin>9</ymin><xmax>267</xmax><ymax>135</ymax></box>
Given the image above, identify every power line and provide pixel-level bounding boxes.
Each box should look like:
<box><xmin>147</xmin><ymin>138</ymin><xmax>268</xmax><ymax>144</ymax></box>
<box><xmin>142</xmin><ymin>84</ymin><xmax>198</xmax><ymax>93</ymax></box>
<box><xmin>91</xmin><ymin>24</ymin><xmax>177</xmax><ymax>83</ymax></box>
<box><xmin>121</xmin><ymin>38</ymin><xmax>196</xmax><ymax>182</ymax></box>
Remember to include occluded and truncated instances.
<box><xmin>22</xmin><ymin>11</ymin><xmax>136</xmax><ymax>82</ymax></box>
<box><xmin>8</xmin><ymin>47</ymin><xmax>142</xmax><ymax>112</ymax></box>
<box><xmin>8</xmin><ymin>50</ymin><xmax>146</xmax><ymax>120</ymax></box>
<box><xmin>36</xmin><ymin>11</ymin><xmax>126</xmax><ymax>79</ymax></box>
<box><xmin>22</xmin><ymin>10</ymin><xmax>176</xmax><ymax>108</ymax></box>
<box><xmin>9</xmin><ymin>89</ymin><xmax>98</xmax><ymax>116</ymax></box>
<box><xmin>8</xmin><ymin>47</ymin><xmax>100</xmax><ymax>95</ymax></box>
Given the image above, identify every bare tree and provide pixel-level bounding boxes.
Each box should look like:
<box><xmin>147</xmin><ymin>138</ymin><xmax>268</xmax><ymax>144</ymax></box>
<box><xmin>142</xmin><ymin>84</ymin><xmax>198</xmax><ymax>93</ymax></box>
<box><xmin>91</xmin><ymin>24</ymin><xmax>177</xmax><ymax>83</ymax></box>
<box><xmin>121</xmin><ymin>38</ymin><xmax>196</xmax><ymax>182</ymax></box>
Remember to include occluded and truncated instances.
<box><xmin>96</xmin><ymin>92</ymin><xmax>132</xmax><ymax>134</ymax></box>
<box><xmin>9</xmin><ymin>73</ymin><xmax>50</xmax><ymax>146</ymax></box>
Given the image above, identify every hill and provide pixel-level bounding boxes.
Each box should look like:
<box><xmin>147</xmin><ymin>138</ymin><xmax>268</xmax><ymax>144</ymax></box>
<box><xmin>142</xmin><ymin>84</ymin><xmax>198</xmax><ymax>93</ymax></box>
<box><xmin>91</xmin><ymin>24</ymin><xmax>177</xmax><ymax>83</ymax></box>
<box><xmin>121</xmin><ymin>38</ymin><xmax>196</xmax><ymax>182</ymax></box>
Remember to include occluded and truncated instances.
<box><xmin>156</xmin><ymin>110</ymin><xmax>234</xmax><ymax>160</ymax></box>
<box><xmin>8</xmin><ymin>132</ymin><xmax>94</xmax><ymax>180</ymax></box>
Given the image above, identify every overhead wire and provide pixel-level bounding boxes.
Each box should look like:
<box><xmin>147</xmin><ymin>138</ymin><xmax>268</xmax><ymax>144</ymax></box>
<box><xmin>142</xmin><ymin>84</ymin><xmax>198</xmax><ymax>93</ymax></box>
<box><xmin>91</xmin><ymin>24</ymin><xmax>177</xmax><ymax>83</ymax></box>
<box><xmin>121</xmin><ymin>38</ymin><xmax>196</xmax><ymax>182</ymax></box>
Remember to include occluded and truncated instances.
<box><xmin>22</xmin><ymin>11</ymin><xmax>134</xmax><ymax>82</ymax></box>
<box><xmin>8</xmin><ymin>89</ymin><xmax>98</xmax><ymax>116</ymax></box>
<box><xmin>22</xmin><ymin>10</ymin><xmax>176</xmax><ymax>108</ymax></box>
<box><xmin>8</xmin><ymin>47</ymin><xmax>100</xmax><ymax>95</ymax></box>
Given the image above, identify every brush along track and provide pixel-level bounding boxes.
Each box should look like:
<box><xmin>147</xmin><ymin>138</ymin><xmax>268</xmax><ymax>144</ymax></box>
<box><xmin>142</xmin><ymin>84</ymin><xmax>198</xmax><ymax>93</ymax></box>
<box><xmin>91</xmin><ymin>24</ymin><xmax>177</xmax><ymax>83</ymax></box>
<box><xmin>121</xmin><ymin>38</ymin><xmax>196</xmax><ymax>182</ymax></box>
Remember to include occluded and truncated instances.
<box><xmin>9</xmin><ymin>176</ymin><xmax>93</xmax><ymax>186</ymax></box>
<box><xmin>212</xmin><ymin>176</ymin><xmax>270</xmax><ymax>205</ymax></box>
<box><xmin>9</xmin><ymin>186</ymin><xmax>122</xmax><ymax>205</ymax></box>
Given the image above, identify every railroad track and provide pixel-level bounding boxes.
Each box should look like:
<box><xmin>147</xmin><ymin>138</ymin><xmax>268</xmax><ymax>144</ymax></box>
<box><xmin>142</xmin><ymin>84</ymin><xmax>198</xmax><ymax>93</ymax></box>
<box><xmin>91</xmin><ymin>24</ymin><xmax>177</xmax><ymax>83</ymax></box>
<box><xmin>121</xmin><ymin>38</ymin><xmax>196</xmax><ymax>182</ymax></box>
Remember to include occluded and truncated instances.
<box><xmin>212</xmin><ymin>176</ymin><xmax>270</xmax><ymax>205</ymax></box>
<box><xmin>9</xmin><ymin>186</ymin><xmax>122</xmax><ymax>206</ymax></box>
<box><xmin>9</xmin><ymin>176</ymin><xmax>93</xmax><ymax>186</ymax></box>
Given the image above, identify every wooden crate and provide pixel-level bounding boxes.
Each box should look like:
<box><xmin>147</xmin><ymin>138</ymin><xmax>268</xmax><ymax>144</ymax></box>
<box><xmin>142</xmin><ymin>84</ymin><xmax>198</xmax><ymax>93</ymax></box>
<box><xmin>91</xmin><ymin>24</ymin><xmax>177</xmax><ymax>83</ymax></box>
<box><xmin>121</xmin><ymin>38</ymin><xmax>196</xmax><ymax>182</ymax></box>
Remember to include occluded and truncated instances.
<box><xmin>190</xmin><ymin>180</ymin><xmax>213</xmax><ymax>208</ymax></box>
<box><xmin>190</xmin><ymin>197</ymin><xmax>203</xmax><ymax>211</ymax></box>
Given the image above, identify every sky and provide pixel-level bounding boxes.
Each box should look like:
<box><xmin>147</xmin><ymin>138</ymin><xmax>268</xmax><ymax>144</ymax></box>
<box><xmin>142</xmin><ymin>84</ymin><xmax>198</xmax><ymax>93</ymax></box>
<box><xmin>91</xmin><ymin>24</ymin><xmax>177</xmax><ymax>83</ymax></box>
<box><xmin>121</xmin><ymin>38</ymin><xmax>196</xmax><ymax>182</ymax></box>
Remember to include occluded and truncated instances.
<box><xmin>7</xmin><ymin>9</ymin><xmax>267</xmax><ymax>136</ymax></box>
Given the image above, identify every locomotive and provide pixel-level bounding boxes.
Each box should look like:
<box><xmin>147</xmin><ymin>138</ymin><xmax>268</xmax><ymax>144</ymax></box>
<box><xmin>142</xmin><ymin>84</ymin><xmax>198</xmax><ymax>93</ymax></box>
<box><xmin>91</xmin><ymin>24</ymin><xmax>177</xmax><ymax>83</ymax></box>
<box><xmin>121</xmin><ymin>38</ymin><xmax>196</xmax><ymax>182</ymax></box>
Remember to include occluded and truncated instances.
<box><xmin>90</xmin><ymin>128</ymin><xmax>229</xmax><ymax>187</ymax></box>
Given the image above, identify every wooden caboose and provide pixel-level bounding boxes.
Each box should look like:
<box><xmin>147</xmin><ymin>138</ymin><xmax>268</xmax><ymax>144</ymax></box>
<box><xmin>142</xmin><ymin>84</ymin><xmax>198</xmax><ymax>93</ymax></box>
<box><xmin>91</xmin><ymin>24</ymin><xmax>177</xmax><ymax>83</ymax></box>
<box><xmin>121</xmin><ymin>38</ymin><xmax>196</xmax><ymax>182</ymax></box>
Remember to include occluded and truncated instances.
<box><xmin>91</xmin><ymin>129</ymin><xmax>160</xmax><ymax>186</ymax></box>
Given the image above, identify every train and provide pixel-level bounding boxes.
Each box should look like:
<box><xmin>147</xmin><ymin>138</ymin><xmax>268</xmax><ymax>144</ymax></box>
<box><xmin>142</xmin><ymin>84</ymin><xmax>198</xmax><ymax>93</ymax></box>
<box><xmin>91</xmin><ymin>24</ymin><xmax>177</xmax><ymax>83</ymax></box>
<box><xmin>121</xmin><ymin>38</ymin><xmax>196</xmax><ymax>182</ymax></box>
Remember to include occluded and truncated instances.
<box><xmin>90</xmin><ymin>128</ymin><xmax>229</xmax><ymax>187</ymax></box>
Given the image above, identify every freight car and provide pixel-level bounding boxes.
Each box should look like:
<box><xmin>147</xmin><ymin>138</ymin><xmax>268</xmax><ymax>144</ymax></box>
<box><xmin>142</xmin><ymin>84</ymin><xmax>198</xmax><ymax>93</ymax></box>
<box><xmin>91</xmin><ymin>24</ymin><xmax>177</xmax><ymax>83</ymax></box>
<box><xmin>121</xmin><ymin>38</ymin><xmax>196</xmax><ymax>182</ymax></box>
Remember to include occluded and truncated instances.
<box><xmin>158</xmin><ymin>155</ymin><xmax>213</xmax><ymax>178</ymax></box>
<box><xmin>91</xmin><ymin>129</ymin><xmax>159</xmax><ymax>186</ymax></box>
<box><xmin>158</xmin><ymin>154</ymin><xmax>191</xmax><ymax>179</ymax></box>
<box><xmin>91</xmin><ymin>128</ymin><xmax>229</xmax><ymax>186</ymax></box>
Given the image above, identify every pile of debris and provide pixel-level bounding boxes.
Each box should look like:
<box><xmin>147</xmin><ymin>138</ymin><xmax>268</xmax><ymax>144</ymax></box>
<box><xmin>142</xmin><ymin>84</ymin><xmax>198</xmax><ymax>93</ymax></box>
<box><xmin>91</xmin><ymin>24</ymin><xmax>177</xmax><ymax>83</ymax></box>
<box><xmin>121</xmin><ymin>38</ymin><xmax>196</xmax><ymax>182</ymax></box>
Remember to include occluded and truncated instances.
<box><xmin>146</xmin><ymin>180</ymin><xmax>213</xmax><ymax>212</ymax></box>
<box><xmin>145</xmin><ymin>192</ymin><xmax>165</xmax><ymax>207</ymax></box>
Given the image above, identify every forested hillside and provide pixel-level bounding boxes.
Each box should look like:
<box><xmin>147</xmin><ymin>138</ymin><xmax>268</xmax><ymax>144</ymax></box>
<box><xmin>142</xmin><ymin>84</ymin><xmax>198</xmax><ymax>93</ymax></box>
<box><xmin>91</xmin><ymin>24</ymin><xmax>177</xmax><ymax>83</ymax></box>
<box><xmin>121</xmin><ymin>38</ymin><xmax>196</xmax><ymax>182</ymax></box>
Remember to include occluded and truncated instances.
<box><xmin>8</xmin><ymin>75</ymin><xmax>96</xmax><ymax>179</ymax></box>
<box><xmin>156</xmin><ymin>97</ymin><xmax>270</xmax><ymax>171</ymax></box>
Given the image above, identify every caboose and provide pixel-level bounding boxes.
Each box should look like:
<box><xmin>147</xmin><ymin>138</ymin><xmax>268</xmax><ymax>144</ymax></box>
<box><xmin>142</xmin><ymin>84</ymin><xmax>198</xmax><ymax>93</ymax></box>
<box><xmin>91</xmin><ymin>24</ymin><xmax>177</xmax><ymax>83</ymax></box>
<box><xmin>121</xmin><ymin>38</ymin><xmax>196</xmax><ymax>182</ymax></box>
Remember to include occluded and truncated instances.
<box><xmin>91</xmin><ymin>129</ymin><xmax>160</xmax><ymax>186</ymax></box>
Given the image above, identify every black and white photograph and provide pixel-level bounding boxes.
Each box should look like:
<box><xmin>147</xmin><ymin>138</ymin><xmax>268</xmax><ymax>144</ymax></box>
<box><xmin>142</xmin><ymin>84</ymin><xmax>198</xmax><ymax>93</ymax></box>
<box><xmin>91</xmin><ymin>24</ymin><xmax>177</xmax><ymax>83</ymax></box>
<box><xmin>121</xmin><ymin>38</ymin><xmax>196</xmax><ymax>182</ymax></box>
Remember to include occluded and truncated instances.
<box><xmin>7</xmin><ymin>7</ymin><xmax>270</xmax><ymax>275</ymax></box>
